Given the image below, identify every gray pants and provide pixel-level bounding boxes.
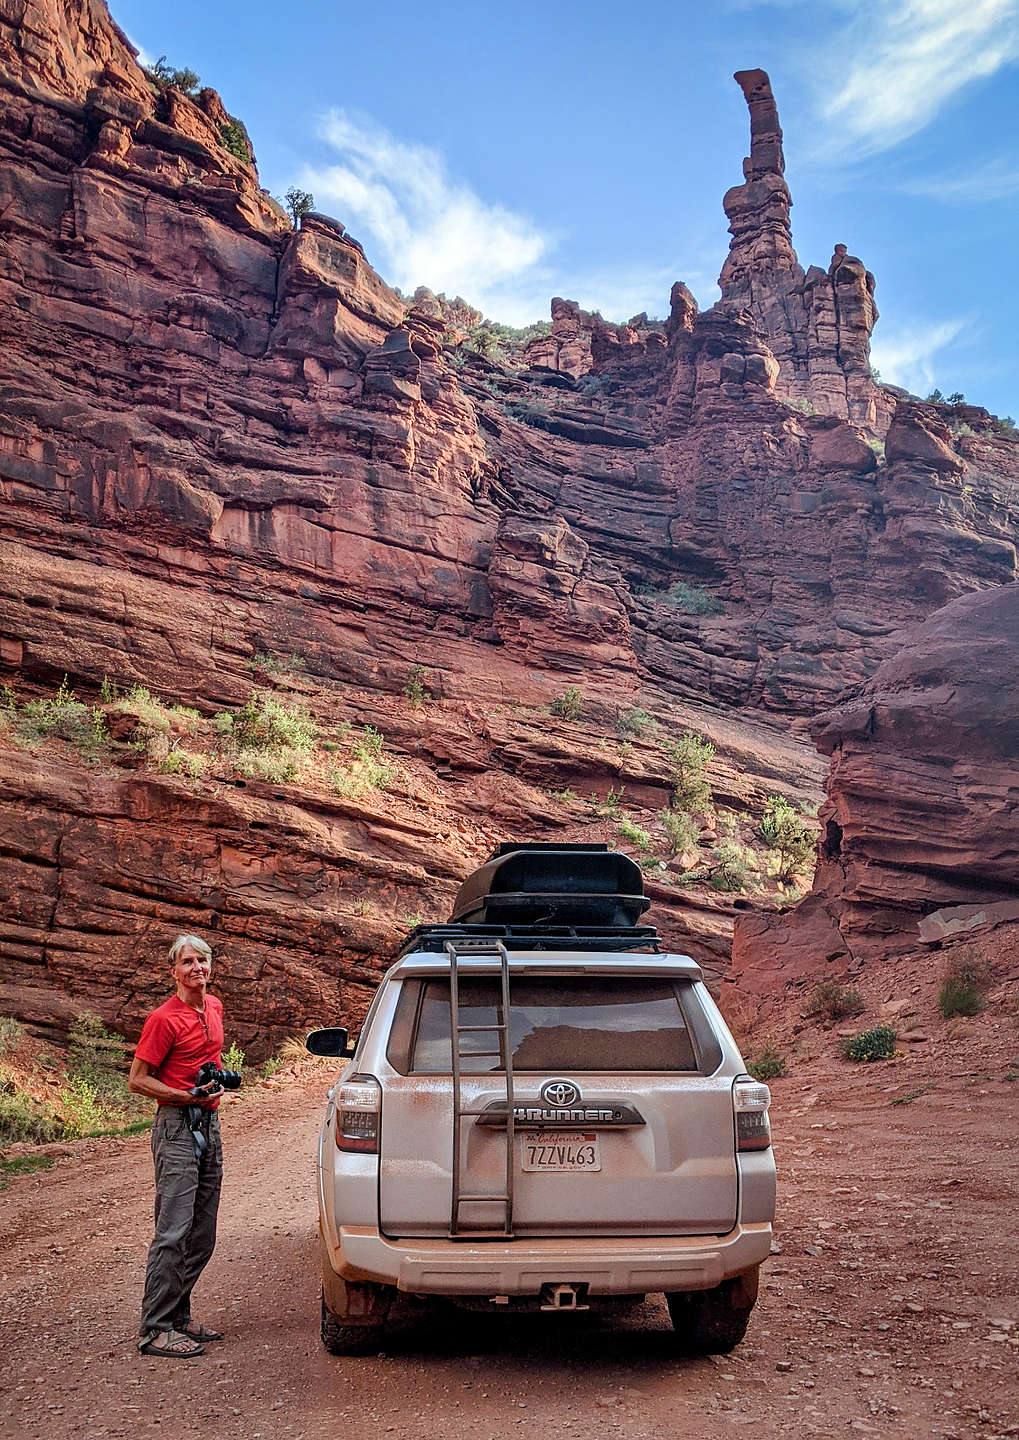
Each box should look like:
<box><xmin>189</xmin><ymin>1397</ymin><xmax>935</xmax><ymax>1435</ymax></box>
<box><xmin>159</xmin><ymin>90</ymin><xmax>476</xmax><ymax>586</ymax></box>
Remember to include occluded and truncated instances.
<box><xmin>140</xmin><ymin>1105</ymin><xmax>223</xmax><ymax>1336</ymax></box>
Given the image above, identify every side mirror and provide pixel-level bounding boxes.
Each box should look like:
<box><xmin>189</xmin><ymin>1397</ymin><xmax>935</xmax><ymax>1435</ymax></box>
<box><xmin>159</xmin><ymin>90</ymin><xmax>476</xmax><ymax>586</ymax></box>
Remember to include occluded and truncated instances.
<box><xmin>305</xmin><ymin>1026</ymin><xmax>356</xmax><ymax>1058</ymax></box>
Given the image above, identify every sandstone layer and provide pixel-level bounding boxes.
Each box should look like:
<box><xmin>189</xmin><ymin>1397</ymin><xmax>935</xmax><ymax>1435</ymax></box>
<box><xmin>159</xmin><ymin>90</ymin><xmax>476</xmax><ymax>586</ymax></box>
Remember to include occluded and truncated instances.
<box><xmin>1</xmin><ymin>3</ymin><xmax>1017</xmax><ymax>1046</ymax></box>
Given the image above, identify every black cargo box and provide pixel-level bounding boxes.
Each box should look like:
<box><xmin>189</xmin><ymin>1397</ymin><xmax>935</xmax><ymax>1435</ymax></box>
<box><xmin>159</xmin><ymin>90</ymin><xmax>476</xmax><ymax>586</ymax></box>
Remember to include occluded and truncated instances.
<box><xmin>449</xmin><ymin>842</ymin><xmax>650</xmax><ymax>929</ymax></box>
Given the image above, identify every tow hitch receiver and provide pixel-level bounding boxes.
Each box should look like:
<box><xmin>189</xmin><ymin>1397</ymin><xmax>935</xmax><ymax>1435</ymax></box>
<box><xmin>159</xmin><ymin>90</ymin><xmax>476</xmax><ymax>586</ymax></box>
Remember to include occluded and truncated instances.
<box><xmin>540</xmin><ymin>1282</ymin><xmax>589</xmax><ymax>1311</ymax></box>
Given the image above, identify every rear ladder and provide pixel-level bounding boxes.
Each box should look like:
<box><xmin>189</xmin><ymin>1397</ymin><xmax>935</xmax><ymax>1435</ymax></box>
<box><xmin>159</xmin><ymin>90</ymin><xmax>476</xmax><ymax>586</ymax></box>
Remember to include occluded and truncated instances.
<box><xmin>446</xmin><ymin>938</ymin><xmax>516</xmax><ymax>1238</ymax></box>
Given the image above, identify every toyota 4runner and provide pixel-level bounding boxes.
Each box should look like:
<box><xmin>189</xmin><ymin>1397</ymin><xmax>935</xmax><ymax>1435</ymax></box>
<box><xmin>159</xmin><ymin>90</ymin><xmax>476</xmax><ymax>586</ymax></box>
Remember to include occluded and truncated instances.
<box><xmin>306</xmin><ymin>843</ymin><xmax>776</xmax><ymax>1353</ymax></box>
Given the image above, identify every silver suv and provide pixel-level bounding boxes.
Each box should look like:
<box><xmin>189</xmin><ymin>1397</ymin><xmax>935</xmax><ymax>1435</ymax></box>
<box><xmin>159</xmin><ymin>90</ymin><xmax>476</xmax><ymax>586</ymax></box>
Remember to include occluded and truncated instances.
<box><xmin>307</xmin><ymin>844</ymin><xmax>775</xmax><ymax>1354</ymax></box>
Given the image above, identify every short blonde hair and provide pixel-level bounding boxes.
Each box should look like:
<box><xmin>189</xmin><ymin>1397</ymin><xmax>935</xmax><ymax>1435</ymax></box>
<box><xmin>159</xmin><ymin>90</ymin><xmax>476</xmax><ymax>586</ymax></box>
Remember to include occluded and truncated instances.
<box><xmin>168</xmin><ymin>933</ymin><xmax>213</xmax><ymax>965</ymax></box>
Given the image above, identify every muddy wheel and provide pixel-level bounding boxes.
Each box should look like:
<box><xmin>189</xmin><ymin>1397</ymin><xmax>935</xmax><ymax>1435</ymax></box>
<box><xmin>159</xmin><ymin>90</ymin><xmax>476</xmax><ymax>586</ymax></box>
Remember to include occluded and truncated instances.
<box><xmin>320</xmin><ymin>1290</ymin><xmax>387</xmax><ymax>1356</ymax></box>
<box><xmin>665</xmin><ymin>1265</ymin><xmax>759</xmax><ymax>1354</ymax></box>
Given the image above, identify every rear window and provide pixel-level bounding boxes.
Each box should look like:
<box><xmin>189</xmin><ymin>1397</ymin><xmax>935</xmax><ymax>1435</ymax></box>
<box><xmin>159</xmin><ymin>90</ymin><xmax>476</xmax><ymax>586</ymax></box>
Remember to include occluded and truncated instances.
<box><xmin>393</xmin><ymin>977</ymin><xmax>704</xmax><ymax>1073</ymax></box>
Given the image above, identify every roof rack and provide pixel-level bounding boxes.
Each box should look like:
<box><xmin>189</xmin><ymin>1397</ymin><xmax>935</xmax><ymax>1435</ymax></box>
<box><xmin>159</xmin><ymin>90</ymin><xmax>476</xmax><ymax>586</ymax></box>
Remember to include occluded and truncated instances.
<box><xmin>398</xmin><ymin>922</ymin><xmax>661</xmax><ymax>958</ymax></box>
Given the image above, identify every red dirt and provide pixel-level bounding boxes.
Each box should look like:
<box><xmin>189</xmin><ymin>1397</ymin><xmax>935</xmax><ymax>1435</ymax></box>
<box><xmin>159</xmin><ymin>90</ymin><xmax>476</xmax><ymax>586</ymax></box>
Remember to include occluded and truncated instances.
<box><xmin>2</xmin><ymin>1024</ymin><xmax>1017</xmax><ymax>1440</ymax></box>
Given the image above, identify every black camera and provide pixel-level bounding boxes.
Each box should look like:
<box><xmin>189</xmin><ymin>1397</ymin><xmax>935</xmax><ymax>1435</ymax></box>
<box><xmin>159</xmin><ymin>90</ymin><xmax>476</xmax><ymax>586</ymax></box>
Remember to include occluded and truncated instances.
<box><xmin>191</xmin><ymin>1060</ymin><xmax>243</xmax><ymax>1096</ymax></box>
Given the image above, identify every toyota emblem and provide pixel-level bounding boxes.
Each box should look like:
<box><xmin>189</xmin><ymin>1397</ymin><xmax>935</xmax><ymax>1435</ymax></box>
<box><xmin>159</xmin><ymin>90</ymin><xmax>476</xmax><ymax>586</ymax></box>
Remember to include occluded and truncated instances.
<box><xmin>541</xmin><ymin>1079</ymin><xmax>580</xmax><ymax>1107</ymax></box>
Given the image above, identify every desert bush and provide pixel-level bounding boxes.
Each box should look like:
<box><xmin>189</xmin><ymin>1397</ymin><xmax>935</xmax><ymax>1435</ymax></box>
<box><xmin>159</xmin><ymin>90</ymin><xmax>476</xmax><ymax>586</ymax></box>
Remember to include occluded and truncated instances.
<box><xmin>18</xmin><ymin>678</ymin><xmax>108</xmax><ymax>760</ymax></box>
<box><xmin>550</xmin><ymin>686</ymin><xmax>584</xmax><ymax>721</ymax></box>
<box><xmin>0</xmin><ymin>1085</ymin><xmax>60</xmax><ymax>1145</ymax></box>
<box><xmin>248</xmin><ymin>651</ymin><xmax>305</xmax><ymax>677</ymax></box>
<box><xmin>219</xmin><ymin>116</ymin><xmax>251</xmax><ymax>163</ymax></box>
<box><xmin>806</xmin><ymin>979</ymin><xmax>865</xmax><ymax>1024</ymax></box>
<box><xmin>68</xmin><ymin>1014</ymin><xmax>130</xmax><ymax>1100</ymax></box>
<box><xmin>618</xmin><ymin>706</ymin><xmax>654</xmax><ymax>737</ymax></box>
<box><xmin>659</xmin><ymin>807</ymin><xmax>699</xmax><ymax>856</ymax></box>
<box><xmin>653</xmin><ymin>581</ymin><xmax>723</xmax><ymax>615</ymax></box>
<box><xmin>589</xmin><ymin>785</ymin><xmax>624</xmax><ymax>819</ymax></box>
<box><xmin>747</xmin><ymin>1045</ymin><xmax>787</xmax><ymax>1081</ymax></box>
<box><xmin>759</xmin><ymin>796</ymin><xmax>816</xmax><ymax>880</ymax></box>
<box><xmin>841</xmin><ymin>1025</ymin><xmax>897</xmax><ymax>1062</ymax></box>
<box><xmin>158</xmin><ymin>749</ymin><xmax>209</xmax><ymax>780</ymax></box>
<box><xmin>938</xmin><ymin>958</ymin><xmax>989</xmax><ymax>1019</ymax></box>
<box><xmin>617</xmin><ymin>816</ymin><xmax>652</xmax><ymax>851</ymax></box>
<box><xmin>233</xmin><ymin>750</ymin><xmax>304</xmax><ymax>784</ymax></box>
<box><xmin>709</xmin><ymin>841</ymin><xmax>752</xmax><ymax>892</ymax></box>
<box><xmin>59</xmin><ymin>1078</ymin><xmax>109</xmax><ymax>1139</ymax></box>
<box><xmin>0</xmin><ymin>1016</ymin><xmax>23</xmax><ymax>1055</ymax></box>
<box><xmin>148</xmin><ymin>56</ymin><xmax>200</xmax><ymax>95</ymax></box>
<box><xmin>665</xmin><ymin>731</ymin><xmax>714</xmax><ymax>812</ymax></box>
<box><xmin>403</xmin><ymin>665</ymin><xmax>431</xmax><ymax>707</ymax></box>
<box><xmin>332</xmin><ymin>725</ymin><xmax>396</xmax><ymax>798</ymax></box>
<box><xmin>222</xmin><ymin>1041</ymin><xmax>246</xmax><ymax>1070</ymax></box>
<box><xmin>226</xmin><ymin>691</ymin><xmax>317</xmax><ymax>752</ymax></box>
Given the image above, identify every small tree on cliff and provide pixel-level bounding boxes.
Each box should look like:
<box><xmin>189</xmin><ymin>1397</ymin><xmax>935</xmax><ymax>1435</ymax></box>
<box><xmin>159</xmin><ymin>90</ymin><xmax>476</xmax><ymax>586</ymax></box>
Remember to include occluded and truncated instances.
<box><xmin>285</xmin><ymin>188</ymin><xmax>315</xmax><ymax>228</ymax></box>
<box><xmin>148</xmin><ymin>57</ymin><xmax>201</xmax><ymax>97</ymax></box>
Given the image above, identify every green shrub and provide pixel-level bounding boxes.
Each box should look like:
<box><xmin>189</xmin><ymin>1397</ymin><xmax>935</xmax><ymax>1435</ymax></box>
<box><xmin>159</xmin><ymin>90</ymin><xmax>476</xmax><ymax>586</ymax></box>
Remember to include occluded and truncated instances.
<box><xmin>747</xmin><ymin>1045</ymin><xmax>787</xmax><ymax>1081</ymax></box>
<box><xmin>248</xmin><ymin>651</ymin><xmax>305</xmax><ymax>677</ymax></box>
<box><xmin>841</xmin><ymin>1025</ymin><xmax>897</xmax><ymax>1062</ymax></box>
<box><xmin>98</xmin><ymin>676</ymin><xmax>119</xmax><ymax>703</ymax></box>
<box><xmin>148</xmin><ymin>57</ymin><xmax>200</xmax><ymax>95</ymax></box>
<box><xmin>0</xmin><ymin>1154</ymin><xmax>56</xmax><ymax>1190</ymax></box>
<box><xmin>806</xmin><ymin>980</ymin><xmax>865</xmax><ymax>1024</ymax></box>
<box><xmin>233</xmin><ymin>750</ymin><xmax>304</xmax><ymax>784</ymax></box>
<box><xmin>403</xmin><ymin>665</ymin><xmax>431</xmax><ymax>707</ymax></box>
<box><xmin>618</xmin><ymin>707</ymin><xmax>654</xmax><ymax>737</ymax></box>
<box><xmin>219</xmin><ymin>116</ymin><xmax>251</xmax><ymax>164</ymax></box>
<box><xmin>550</xmin><ymin>686</ymin><xmax>584</xmax><ymax>721</ymax></box>
<box><xmin>618</xmin><ymin>816</ymin><xmax>652</xmax><ymax>851</ymax></box>
<box><xmin>759</xmin><ymin>796</ymin><xmax>816</xmax><ymax>880</ymax></box>
<box><xmin>68</xmin><ymin>1014</ymin><xmax>130</xmax><ymax>1100</ymax></box>
<box><xmin>59</xmin><ymin>1078</ymin><xmax>108</xmax><ymax>1138</ymax></box>
<box><xmin>659</xmin><ymin>808</ymin><xmax>699</xmax><ymax>856</ymax></box>
<box><xmin>228</xmin><ymin>692</ymin><xmax>317</xmax><ymax>752</ymax></box>
<box><xmin>665</xmin><ymin>732</ymin><xmax>714</xmax><ymax>812</ymax></box>
<box><xmin>0</xmin><ymin>1016</ymin><xmax>23</xmax><ymax>1055</ymax></box>
<box><xmin>158</xmin><ymin>749</ymin><xmax>209</xmax><ymax>780</ymax></box>
<box><xmin>222</xmin><ymin>1041</ymin><xmax>246</xmax><ymax>1070</ymax></box>
<box><xmin>652</xmin><ymin>581</ymin><xmax>723</xmax><ymax>615</ymax></box>
<box><xmin>709</xmin><ymin>841</ymin><xmax>752</xmax><ymax>893</ymax></box>
<box><xmin>937</xmin><ymin>960</ymin><xmax>987</xmax><ymax>1019</ymax></box>
<box><xmin>17</xmin><ymin>678</ymin><xmax>109</xmax><ymax>759</ymax></box>
<box><xmin>589</xmin><ymin>785</ymin><xmax>624</xmax><ymax>819</ymax></box>
<box><xmin>332</xmin><ymin>726</ymin><xmax>395</xmax><ymax>798</ymax></box>
<box><xmin>0</xmin><ymin>1086</ymin><xmax>60</xmax><ymax>1145</ymax></box>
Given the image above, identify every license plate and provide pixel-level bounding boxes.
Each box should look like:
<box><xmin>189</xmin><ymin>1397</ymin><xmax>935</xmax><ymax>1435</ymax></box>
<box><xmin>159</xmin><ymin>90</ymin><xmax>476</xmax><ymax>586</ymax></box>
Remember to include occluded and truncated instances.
<box><xmin>521</xmin><ymin>1130</ymin><xmax>601</xmax><ymax>1172</ymax></box>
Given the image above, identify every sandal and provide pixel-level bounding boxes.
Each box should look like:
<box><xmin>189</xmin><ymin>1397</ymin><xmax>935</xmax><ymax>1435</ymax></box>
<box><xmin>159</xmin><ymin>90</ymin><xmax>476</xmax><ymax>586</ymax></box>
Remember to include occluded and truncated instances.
<box><xmin>180</xmin><ymin>1321</ymin><xmax>223</xmax><ymax>1342</ymax></box>
<box><xmin>138</xmin><ymin>1328</ymin><xmax>205</xmax><ymax>1358</ymax></box>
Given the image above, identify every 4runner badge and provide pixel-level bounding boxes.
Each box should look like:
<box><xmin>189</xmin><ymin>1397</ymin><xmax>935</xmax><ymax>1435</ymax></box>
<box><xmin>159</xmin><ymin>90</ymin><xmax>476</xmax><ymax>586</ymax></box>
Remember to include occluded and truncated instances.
<box><xmin>541</xmin><ymin>1079</ymin><xmax>580</xmax><ymax>1107</ymax></box>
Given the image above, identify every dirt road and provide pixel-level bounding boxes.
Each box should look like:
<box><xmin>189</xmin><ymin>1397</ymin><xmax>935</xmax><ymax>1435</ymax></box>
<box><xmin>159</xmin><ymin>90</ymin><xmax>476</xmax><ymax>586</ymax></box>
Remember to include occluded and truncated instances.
<box><xmin>1</xmin><ymin>1052</ymin><xmax>1017</xmax><ymax>1440</ymax></box>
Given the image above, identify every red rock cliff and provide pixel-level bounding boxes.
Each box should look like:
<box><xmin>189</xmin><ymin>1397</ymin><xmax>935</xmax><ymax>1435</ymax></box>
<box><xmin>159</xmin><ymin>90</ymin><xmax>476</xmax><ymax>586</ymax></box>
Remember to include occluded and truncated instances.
<box><xmin>0</xmin><ymin>5</ymin><xmax>1017</xmax><ymax>1047</ymax></box>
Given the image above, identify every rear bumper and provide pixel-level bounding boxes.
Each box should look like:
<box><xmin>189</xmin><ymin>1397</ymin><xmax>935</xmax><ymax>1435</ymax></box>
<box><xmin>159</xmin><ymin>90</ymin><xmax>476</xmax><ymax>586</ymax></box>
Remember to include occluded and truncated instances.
<box><xmin>328</xmin><ymin>1221</ymin><xmax>772</xmax><ymax>1297</ymax></box>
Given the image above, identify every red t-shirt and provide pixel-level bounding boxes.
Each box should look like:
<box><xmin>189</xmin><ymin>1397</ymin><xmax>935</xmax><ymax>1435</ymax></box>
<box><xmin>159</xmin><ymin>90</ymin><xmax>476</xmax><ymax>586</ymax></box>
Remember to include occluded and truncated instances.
<box><xmin>135</xmin><ymin>994</ymin><xmax>224</xmax><ymax>1106</ymax></box>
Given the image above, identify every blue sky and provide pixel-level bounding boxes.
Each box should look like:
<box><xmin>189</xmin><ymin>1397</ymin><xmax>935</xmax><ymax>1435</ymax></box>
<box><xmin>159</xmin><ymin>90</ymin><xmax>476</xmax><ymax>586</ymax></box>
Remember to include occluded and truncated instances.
<box><xmin>115</xmin><ymin>0</ymin><xmax>1018</xmax><ymax>418</ymax></box>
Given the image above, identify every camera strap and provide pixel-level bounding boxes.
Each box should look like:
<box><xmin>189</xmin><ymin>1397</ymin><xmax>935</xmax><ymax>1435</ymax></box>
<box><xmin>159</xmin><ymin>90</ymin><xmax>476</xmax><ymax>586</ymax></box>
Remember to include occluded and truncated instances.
<box><xmin>185</xmin><ymin>1104</ymin><xmax>209</xmax><ymax>1160</ymax></box>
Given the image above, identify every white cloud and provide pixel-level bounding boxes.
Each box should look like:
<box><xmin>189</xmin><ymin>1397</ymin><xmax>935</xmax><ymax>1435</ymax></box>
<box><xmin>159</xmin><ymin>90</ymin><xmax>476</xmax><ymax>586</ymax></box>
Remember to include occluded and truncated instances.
<box><xmin>870</xmin><ymin>317</ymin><xmax>968</xmax><ymax>394</ymax></box>
<box><xmin>817</xmin><ymin>0</ymin><xmax>1019</xmax><ymax>157</ymax></box>
<box><xmin>298</xmin><ymin>111</ymin><xmax>712</xmax><ymax>326</ymax></box>
<box><xmin>896</xmin><ymin>157</ymin><xmax>1019</xmax><ymax>202</ymax></box>
<box><xmin>302</xmin><ymin>112</ymin><xmax>549</xmax><ymax>307</ymax></box>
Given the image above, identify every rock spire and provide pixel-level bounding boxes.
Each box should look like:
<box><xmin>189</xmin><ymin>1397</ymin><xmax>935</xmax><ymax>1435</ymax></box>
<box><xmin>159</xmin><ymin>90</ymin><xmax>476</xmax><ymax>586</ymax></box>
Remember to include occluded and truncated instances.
<box><xmin>719</xmin><ymin>69</ymin><xmax>890</xmax><ymax>433</ymax></box>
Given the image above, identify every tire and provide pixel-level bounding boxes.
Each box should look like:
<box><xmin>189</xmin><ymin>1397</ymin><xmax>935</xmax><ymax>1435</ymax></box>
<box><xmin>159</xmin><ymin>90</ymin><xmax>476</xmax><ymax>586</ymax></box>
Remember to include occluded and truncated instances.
<box><xmin>320</xmin><ymin>1290</ymin><xmax>387</xmax><ymax>1356</ymax></box>
<box><xmin>665</xmin><ymin>1265</ymin><xmax>759</xmax><ymax>1354</ymax></box>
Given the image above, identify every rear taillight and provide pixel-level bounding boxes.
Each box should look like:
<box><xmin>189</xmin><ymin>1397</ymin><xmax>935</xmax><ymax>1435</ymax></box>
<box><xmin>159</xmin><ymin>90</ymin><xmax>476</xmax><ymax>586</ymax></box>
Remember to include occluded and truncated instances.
<box><xmin>333</xmin><ymin>1076</ymin><xmax>381</xmax><ymax>1154</ymax></box>
<box><xmin>733</xmin><ymin>1079</ymin><xmax>772</xmax><ymax>1152</ymax></box>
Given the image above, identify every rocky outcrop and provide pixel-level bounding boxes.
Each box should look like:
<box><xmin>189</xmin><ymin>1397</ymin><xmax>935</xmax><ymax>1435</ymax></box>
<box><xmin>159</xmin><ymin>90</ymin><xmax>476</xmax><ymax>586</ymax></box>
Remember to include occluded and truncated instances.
<box><xmin>729</xmin><ymin>584</ymin><xmax>1019</xmax><ymax>999</ymax></box>
<box><xmin>718</xmin><ymin>70</ymin><xmax>892</xmax><ymax>433</ymax></box>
